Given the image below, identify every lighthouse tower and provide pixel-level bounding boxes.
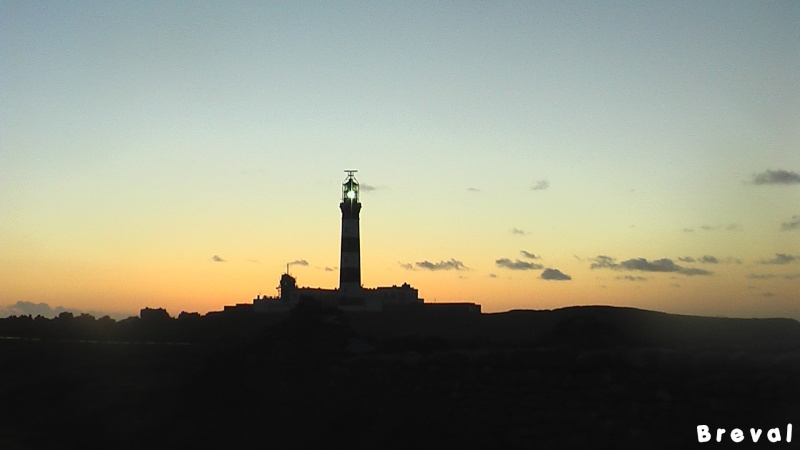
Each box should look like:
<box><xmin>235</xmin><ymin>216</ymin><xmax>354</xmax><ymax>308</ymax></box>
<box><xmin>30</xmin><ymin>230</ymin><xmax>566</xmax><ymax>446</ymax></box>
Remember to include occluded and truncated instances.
<box><xmin>339</xmin><ymin>170</ymin><xmax>362</xmax><ymax>296</ymax></box>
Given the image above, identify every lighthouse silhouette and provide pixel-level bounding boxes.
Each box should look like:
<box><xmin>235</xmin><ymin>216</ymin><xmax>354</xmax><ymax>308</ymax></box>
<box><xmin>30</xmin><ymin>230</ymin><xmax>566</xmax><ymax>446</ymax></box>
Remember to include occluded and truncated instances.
<box><xmin>339</xmin><ymin>170</ymin><xmax>362</xmax><ymax>295</ymax></box>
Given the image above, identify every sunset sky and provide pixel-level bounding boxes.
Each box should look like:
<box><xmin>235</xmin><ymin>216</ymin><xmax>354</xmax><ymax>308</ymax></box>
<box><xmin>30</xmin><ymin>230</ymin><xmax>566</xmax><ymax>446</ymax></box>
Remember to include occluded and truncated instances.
<box><xmin>2</xmin><ymin>1</ymin><xmax>799</xmax><ymax>319</ymax></box>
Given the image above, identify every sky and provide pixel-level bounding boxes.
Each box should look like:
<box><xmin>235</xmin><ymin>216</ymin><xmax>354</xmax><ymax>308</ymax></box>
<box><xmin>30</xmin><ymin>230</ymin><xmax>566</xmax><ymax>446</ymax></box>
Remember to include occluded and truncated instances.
<box><xmin>1</xmin><ymin>1</ymin><xmax>799</xmax><ymax>319</ymax></box>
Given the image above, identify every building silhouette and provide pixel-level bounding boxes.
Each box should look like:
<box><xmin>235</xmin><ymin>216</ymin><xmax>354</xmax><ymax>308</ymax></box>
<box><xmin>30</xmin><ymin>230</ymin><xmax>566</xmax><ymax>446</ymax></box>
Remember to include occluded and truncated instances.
<box><xmin>241</xmin><ymin>170</ymin><xmax>480</xmax><ymax>314</ymax></box>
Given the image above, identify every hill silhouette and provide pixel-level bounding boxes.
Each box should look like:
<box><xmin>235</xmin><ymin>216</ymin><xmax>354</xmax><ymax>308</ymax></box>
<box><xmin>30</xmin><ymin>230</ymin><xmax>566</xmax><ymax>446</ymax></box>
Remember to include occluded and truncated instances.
<box><xmin>1</xmin><ymin>305</ymin><xmax>798</xmax><ymax>449</ymax></box>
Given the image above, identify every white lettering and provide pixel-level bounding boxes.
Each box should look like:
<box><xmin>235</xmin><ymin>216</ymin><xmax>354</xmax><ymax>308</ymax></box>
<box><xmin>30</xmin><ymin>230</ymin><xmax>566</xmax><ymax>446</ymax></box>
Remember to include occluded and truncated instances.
<box><xmin>698</xmin><ymin>425</ymin><xmax>791</xmax><ymax>443</ymax></box>
<box><xmin>698</xmin><ymin>425</ymin><xmax>711</xmax><ymax>443</ymax></box>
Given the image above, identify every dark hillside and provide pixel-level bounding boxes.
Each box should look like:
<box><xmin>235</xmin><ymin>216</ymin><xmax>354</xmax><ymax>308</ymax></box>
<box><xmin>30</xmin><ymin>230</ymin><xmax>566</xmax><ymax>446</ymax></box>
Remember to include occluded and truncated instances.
<box><xmin>1</xmin><ymin>306</ymin><xmax>799</xmax><ymax>449</ymax></box>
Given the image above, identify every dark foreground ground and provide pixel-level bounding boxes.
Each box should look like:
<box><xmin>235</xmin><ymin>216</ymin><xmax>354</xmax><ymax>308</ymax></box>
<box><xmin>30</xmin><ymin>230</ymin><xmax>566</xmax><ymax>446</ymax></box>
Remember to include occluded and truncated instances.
<box><xmin>1</xmin><ymin>306</ymin><xmax>799</xmax><ymax>449</ymax></box>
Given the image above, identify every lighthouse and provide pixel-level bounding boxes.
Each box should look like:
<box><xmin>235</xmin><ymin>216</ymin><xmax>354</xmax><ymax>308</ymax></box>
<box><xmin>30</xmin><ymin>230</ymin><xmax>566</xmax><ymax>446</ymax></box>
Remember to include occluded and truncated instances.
<box><xmin>247</xmin><ymin>169</ymin><xmax>476</xmax><ymax>314</ymax></box>
<box><xmin>339</xmin><ymin>170</ymin><xmax>362</xmax><ymax>296</ymax></box>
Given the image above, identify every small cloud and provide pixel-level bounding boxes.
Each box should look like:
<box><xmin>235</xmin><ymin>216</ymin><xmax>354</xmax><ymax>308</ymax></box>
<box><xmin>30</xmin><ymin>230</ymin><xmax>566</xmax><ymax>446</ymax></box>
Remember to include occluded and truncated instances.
<box><xmin>488</xmin><ymin>273</ymin><xmax>497</xmax><ymax>278</ymax></box>
<box><xmin>617</xmin><ymin>275</ymin><xmax>647</xmax><ymax>282</ymax></box>
<box><xmin>530</xmin><ymin>180</ymin><xmax>550</xmax><ymax>191</ymax></box>
<box><xmin>591</xmin><ymin>255</ymin><xmax>712</xmax><ymax>276</ymax></box>
<box><xmin>467</xmin><ymin>187</ymin><xmax>480</xmax><ymax>192</ymax></box>
<box><xmin>695</xmin><ymin>224</ymin><xmax>739</xmax><ymax>232</ymax></box>
<box><xmin>324</xmin><ymin>267</ymin><xmax>336</xmax><ymax>272</ymax></box>
<box><xmin>747</xmin><ymin>273</ymin><xmax>776</xmax><ymax>280</ymax></box>
<box><xmin>747</xmin><ymin>272</ymin><xmax>800</xmax><ymax>280</ymax></box>
<box><xmin>759</xmin><ymin>253</ymin><xmax>799</xmax><ymax>265</ymax></box>
<box><xmin>619</xmin><ymin>258</ymin><xmax>712</xmax><ymax>276</ymax></box>
<box><xmin>590</xmin><ymin>255</ymin><xmax>618</xmax><ymax>269</ymax></box>
<box><xmin>360</xmin><ymin>184</ymin><xmax>379</xmax><ymax>192</ymax></box>
<box><xmin>399</xmin><ymin>262</ymin><xmax>414</xmax><ymax>270</ymax></box>
<box><xmin>683</xmin><ymin>228</ymin><xmax>695</xmax><ymax>232</ymax></box>
<box><xmin>414</xmin><ymin>259</ymin><xmax>468</xmax><ymax>271</ymax></box>
<box><xmin>573</xmin><ymin>254</ymin><xmax>583</xmax><ymax>261</ymax></box>
<box><xmin>671</xmin><ymin>283</ymin><xmax>681</xmax><ymax>288</ymax></box>
<box><xmin>763</xmin><ymin>292</ymin><xmax>775</xmax><ymax>297</ymax></box>
<box><xmin>678</xmin><ymin>267</ymin><xmax>713</xmax><ymax>276</ymax></box>
<box><xmin>781</xmin><ymin>215</ymin><xmax>800</xmax><ymax>231</ymax></box>
<box><xmin>684</xmin><ymin>255</ymin><xmax>738</xmax><ymax>264</ymax></box>
<box><xmin>211</xmin><ymin>255</ymin><xmax>226</xmax><ymax>262</ymax></box>
<box><xmin>646</xmin><ymin>259</ymin><xmax>711</xmax><ymax>275</ymax></box>
<box><xmin>511</xmin><ymin>227</ymin><xmax>528</xmax><ymax>235</ymax></box>
<box><xmin>0</xmin><ymin>301</ymin><xmax>70</xmax><ymax>318</ymax></box>
<box><xmin>495</xmin><ymin>258</ymin><xmax>543</xmax><ymax>271</ymax></box>
<box><xmin>520</xmin><ymin>250</ymin><xmax>541</xmax><ymax>259</ymax></box>
<box><xmin>288</xmin><ymin>259</ymin><xmax>309</xmax><ymax>266</ymax></box>
<box><xmin>540</xmin><ymin>268</ymin><xmax>571</xmax><ymax>281</ymax></box>
<box><xmin>752</xmin><ymin>169</ymin><xmax>800</xmax><ymax>185</ymax></box>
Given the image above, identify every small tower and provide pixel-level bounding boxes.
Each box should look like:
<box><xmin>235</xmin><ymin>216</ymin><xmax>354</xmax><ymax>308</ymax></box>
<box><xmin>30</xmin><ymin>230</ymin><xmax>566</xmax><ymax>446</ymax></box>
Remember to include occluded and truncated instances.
<box><xmin>339</xmin><ymin>170</ymin><xmax>362</xmax><ymax>296</ymax></box>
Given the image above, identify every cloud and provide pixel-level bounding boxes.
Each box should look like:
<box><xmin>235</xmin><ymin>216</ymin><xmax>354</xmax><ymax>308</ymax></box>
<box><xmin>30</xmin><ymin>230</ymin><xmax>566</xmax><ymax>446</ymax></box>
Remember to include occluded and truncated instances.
<box><xmin>360</xmin><ymin>183</ymin><xmax>378</xmax><ymax>191</ymax></box>
<box><xmin>520</xmin><ymin>250</ymin><xmax>541</xmax><ymax>259</ymax></box>
<box><xmin>0</xmin><ymin>301</ymin><xmax>71</xmax><ymax>318</ymax></box>
<box><xmin>590</xmin><ymin>255</ymin><xmax>618</xmax><ymax>269</ymax></box>
<box><xmin>211</xmin><ymin>255</ymin><xmax>226</xmax><ymax>262</ymax></box>
<box><xmin>488</xmin><ymin>273</ymin><xmax>497</xmax><ymax>278</ymax></box>
<box><xmin>752</xmin><ymin>169</ymin><xmax>800</xmax><ymax>185</ymax></box>
<box><xmin>681</xmin><ymin>255</ymin><xmax>738</xmax><ymax>264</ymax></box>
<box><xmin>530</xmin><ymin>180</ymin><xmax>549</xmax><ymax>191</ymax></box>
<box><xmin>781</xmin><ymin>215</ymin><xmax>800</xmax><ymax>231</ymax></box>
<box><xmin>676</xmin><ymin>267</ymin><xmax>714</xmax><ymax>276</ymax></box>
<box><xmin>511</xmin><ymin>227</ymin><xmax>528</xmax><ymax>235</ymax></box>
<box><xmin>467</xmin><ymin>187</ymin><xmax>480</xmax><ymax>192</ymax></box>
<box><xmin>617</xmin><ymin>275</ymin><xmax>648</xmax><ymax>281</ymax></box>
<box><xmin>763</xmin><ymin>292</ymin><xmax>775</xmax><ymax>298</ymax></box>
<box><xmin>288</xmin><ymin>259</ymin><xmax>309</xmax><ymax>266</ymax></box>
<box><xmin>540</xmin><ymin>268</ymin><xmax>571</xmax><ymax>281</ymax></box>
<box><xmin>747</xmin><ymin>273</ymin><xmax>777</xmax><ymax>280</ymax></box>
<box><xmin>399</xmin><ymin>262</ymin><xmax>414</xmax><ymax>270</ymax></box>
<box><xmin>412</xmin><ymin>259</ymin><xmax>469</xmax><ymax>271</ymax></box>
<box><xmin>0</xmin><ymin>301</ymin><xmax>130</xmax><ymax>321</ymax></box>
<box><xmin>746</xmin><ymin>273</ymin><xmax>800</xmax><ymax>280</ymax></box>
<box><xmin>495</xmin><ymin>258</ymin><xmax>543</xmax><ymax>271</ymax></box>
<box><xmin>619</xmin><ymin>258</ymin><xmax>712</xmax><ymax>276</ymax></box>
<box><xmin>324</xmin><ymin>267</ymin><xmax>336</xmax><ymax>272</ymax></box>
<box><xmin>590</xmin><ymin>255</ymin><xmax>712</xmax><ymax>276</ymax></box>
<box><xmin>689</xmin><ymin>224</ymin><xmax>739</xmax><ymax>232</ymax></box>
<box><xmin>759</xmin><ymin>254</ymin><xmax>799</xmax><ymax>265</ymax></box>
<box><xmin>620</xmin><ymin>258</ymin><xmax>679</xmax><ymax>272</ymax></box>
